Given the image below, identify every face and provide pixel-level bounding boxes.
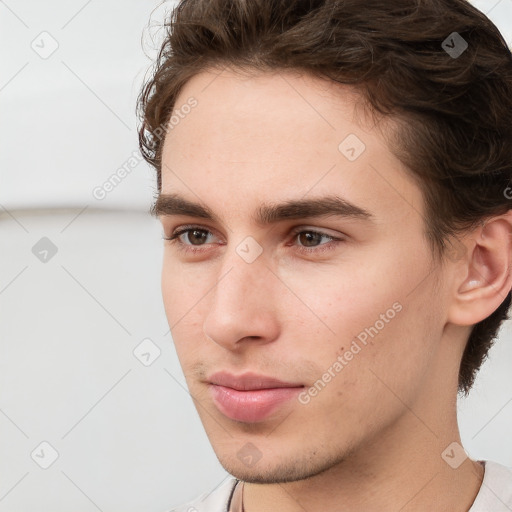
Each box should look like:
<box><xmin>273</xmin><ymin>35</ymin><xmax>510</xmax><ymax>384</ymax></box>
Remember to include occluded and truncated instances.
<box><xmin>157</xmin><ymin>67</ymin><xmax>451</xmax><ymax>483</ymax></box>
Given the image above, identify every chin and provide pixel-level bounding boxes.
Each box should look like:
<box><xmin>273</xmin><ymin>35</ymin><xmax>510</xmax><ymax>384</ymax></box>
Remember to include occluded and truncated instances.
<box><xmin>215</xmin><ymin>446</ymin><xmax>347</xmax><ymax>484</ymax></box>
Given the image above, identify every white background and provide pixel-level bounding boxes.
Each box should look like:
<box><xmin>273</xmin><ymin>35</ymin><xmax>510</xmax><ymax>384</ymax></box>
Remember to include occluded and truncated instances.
<box><xmin>1</xmin><ymin>1</ymin><xmax>511</xmax><ymax>511</ymax></box>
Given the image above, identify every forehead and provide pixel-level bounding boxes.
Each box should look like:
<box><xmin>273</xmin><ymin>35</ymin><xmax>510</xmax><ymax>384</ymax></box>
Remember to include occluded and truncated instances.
<box><xmin>160</xmin><ymin>67</ymin><xmax>424</xmax><ymax>227</ymax></box>
<box><xmin>166</xmin><ymin>67</ymin><xmax>369</xmax><ymax>146</ymax></box>
<box><xmin>166</xmin><ymin>67</ymin><xmax>372</xmax><ymax>154</ymax></box>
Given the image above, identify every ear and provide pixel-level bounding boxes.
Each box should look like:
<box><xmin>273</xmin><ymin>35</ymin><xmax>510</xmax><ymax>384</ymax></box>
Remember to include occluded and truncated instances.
<box><xmin>446</xmin><ymin>210</ymin><xmax>512</xmax><ymax>327</ymax></box>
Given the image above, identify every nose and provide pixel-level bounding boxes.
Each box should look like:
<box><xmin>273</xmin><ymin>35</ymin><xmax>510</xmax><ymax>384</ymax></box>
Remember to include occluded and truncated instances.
<box><xmin>202</xmin><ymin>247</ymin><xmax>280</xmax><ymax>350</ymax></box>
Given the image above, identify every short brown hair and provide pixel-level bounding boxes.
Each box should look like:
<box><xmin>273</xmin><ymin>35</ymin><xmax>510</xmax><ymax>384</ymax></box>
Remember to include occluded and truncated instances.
<box><xmin>137</xmin><ymin>0</ymin><xmax>512</xmax><ymax>395</ymax></box>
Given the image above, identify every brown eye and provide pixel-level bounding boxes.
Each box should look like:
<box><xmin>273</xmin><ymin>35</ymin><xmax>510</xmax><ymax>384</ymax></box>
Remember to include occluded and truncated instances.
<box><xmin>182</xmin><ymin>228</ymin><xmax>209</xmax><ymax>245</ymax></box>
<box><xmin>297</xmin><ymin>231</ymin><xmax>324</xmax><ymax>247</ymax></box>
<box><xmin>290</xmin><ymin>228</ymin><xmax>344</xmax><ymax>255</ymax></box>
<box><xmin>163</xmin><ymin>226</ymin><xmax>217</xmax><ymax>254</ymax></box>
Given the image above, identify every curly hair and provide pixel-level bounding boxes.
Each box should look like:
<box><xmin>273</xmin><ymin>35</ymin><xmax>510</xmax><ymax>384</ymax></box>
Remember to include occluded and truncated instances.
<box><xmin>137</xmin><ymin>0</ymin><xmax>512</xmax><ymax>395</ymax></box>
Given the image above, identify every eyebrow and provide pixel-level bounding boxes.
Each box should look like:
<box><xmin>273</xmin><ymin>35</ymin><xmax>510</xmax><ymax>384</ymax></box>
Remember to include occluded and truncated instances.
<box><xmin>150</xmin><ymin>193</ymin><xmax>375</xmax><ymax>226</ymax></box>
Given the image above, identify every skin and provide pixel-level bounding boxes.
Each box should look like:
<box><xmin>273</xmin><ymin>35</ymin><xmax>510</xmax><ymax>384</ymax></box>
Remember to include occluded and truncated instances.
<box><xmin>156</xmin><ymin>66</ymin><xmax>512</xmax><ymax>511</ymax></box>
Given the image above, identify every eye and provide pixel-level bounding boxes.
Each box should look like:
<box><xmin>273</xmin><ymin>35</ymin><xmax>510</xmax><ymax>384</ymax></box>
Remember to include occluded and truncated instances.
<box><xmin>163</xmin><ymin>225</ymin><xmax>344</xmax><ymax>255</ymax></box>
<box><xmin>163</xmin><ymin>225</ymin><xmax>216</xmax><ymax>254</ymax></box>
<box><xmin>288</xmin><ymin>227</ymin><xmax>343</xmax><ymax>254</ymax></box>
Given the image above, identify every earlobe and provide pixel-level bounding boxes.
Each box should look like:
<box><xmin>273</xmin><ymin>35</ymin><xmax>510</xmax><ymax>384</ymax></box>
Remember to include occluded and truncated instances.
<box><xmin>447</xmin><ymin>212</ymin><xmax>512</xmax><ymax>327</ymax></box>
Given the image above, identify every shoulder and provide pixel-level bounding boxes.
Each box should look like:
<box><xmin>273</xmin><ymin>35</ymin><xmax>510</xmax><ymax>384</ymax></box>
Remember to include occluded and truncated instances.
<box><xmin>164</xmin><ymin>477</ymin><xmax>240</xmax><ymax>512</ymax></box>
<box><xmin>470</xmin><ymin>460</ymin><xmax>512</xmax><ymax>511</ymax></box>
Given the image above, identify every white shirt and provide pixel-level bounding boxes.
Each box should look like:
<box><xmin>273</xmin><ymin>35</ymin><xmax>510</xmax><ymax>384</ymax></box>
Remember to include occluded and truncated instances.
<box><xmin>166</xmin><ymin>460</ymin><xmax>512</xmax><ymax>512</ymax></box>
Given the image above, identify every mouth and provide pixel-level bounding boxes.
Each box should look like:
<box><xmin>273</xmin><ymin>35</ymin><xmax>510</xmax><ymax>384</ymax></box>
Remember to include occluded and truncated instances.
<box><xmin>208</xmin><ymin>370</ymin><xmax>304</xmax><ymax>390</ymax></box>
<box><xmin>207</xmin><ymin>371</ymin><xmax>305</xmax><ymax>423</ymax></box>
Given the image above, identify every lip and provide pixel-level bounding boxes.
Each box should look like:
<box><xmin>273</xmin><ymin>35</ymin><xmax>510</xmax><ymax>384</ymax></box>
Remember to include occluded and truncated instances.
<box><xmin>208</xmin><ymin>371</ymin><xmax>304</xmax><ymax>391</ymax></box>
<box><xmin>207</xmin><ymin>371</ymin><xmax>304</xmax><ymax>423</ymax></box>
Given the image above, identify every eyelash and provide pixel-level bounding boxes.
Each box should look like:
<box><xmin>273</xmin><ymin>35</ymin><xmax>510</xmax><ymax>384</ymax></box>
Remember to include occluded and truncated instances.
<box><xmin>162</xmin><ymin>225</ymin><xmax>344</xmax><ymax>256</ymax></box>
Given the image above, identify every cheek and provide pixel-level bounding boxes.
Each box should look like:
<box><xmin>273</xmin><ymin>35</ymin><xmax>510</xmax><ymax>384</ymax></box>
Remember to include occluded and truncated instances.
<box><xmin>161</xmin><ymin>259</ymin><xmax>208</xmax><ymax>364</ymax></box>
<box><xmin>161</xmin><ymin>256</ymin><xmax>204</xmax><ymax>325</ymax></box>
<box><xmin>322</xmin><ymin>290</ymin><xmax>440</xmax><ymax>426</ymax></box>
<box><xmin>278</xmin><ymin>262</ymin><xmax>405</xmax><ymax>358</ymax></box>
<box><xmin>294</xmin><ymin>304</ymin><xmax>433</xmax><ymax>441</ymax></box>
<box><xmin>284</xmin><ymin>248</ymin><xmax>436</xmax><ymax>388</ymax></box>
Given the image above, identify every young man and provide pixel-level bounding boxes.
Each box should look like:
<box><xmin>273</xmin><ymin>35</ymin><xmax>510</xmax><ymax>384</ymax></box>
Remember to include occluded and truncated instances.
<box><xmin>137</xmin><ymin>0</ymin><xmax>512</xmax><ymax>510</ymax></box>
